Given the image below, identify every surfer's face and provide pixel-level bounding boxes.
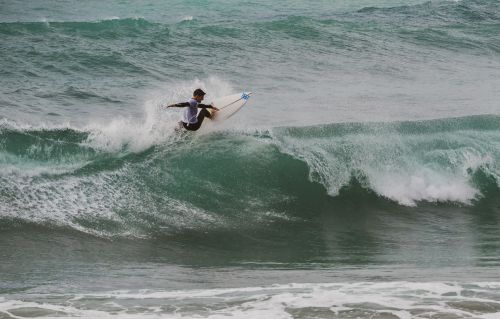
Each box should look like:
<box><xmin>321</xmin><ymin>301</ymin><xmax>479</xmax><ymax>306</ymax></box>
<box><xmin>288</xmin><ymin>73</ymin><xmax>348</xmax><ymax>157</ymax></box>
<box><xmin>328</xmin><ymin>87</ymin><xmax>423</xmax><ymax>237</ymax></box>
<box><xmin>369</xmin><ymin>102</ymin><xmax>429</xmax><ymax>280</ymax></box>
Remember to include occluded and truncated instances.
<box><xmin>194</xmin><ymin>94</ymin><xmax>204</xmax><ymax>102</ymax></box>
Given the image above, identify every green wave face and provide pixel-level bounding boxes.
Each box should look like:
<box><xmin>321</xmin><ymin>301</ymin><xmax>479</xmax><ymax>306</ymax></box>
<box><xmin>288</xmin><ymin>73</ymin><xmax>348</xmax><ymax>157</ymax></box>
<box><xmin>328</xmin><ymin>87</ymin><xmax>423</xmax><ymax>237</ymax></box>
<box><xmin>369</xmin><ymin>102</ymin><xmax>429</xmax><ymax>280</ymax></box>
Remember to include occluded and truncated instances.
<box><xmin>1</xmin><ymin>115</ymin><xmax>499</xmax><ymax>238</ymax></box>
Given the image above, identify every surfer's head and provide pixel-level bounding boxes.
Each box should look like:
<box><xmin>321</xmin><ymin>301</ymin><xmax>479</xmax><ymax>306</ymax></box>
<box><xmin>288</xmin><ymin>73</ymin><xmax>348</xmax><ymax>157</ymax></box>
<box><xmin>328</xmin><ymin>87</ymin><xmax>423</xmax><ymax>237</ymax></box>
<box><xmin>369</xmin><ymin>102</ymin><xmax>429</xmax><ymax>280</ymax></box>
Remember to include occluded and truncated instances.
<box><xmin>193</xmin><ymin>88</ymin><xmax>206</xmax><ymax>102</ymax></box>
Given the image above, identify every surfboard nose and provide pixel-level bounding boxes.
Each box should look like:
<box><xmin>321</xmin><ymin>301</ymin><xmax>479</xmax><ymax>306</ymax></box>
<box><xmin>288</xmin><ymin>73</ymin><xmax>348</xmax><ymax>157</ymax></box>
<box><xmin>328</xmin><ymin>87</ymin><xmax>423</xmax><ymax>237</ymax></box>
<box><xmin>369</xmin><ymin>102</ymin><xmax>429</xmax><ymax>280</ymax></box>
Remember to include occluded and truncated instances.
<box><xmin>242</xmin><ymin>92</ymin><xmax>252</xmax><ymax>100</ymax></box>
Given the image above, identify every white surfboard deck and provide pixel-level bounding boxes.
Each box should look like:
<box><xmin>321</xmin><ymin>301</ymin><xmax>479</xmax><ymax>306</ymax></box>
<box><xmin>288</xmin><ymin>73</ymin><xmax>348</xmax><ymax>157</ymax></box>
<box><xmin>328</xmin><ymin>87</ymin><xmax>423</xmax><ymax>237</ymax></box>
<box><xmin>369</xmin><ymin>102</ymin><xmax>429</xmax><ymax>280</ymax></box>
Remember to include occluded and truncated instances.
<box><xmin>207</xmin><ymin>91</ymin><xmax>252</xmax><ymax>123</ymax></box>
<box><xmin>174</xmin><ymin>92</ymin><xmax>252</xmax><ymax>134</ymax></box>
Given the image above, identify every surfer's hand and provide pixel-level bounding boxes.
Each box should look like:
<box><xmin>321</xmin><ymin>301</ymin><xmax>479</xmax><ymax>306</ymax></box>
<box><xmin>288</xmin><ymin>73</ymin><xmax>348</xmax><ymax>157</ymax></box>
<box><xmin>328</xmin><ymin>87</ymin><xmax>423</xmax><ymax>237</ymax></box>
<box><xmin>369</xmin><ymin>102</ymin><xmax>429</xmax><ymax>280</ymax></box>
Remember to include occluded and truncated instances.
<box><xmin>211</xmin><ymin>106</ymin><xmax>219</xmax><ymax>111</ymax></box>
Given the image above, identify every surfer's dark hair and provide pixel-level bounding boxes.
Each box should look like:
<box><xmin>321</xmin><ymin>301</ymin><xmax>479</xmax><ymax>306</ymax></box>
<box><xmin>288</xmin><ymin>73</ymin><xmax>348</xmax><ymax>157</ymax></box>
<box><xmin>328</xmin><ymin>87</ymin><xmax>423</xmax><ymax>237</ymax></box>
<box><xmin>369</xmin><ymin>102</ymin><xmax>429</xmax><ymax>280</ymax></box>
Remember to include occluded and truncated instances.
<box><xmin>193</xmin><ymin>89</ymin><xmax>206</xmax><ymax>96</ymax></box>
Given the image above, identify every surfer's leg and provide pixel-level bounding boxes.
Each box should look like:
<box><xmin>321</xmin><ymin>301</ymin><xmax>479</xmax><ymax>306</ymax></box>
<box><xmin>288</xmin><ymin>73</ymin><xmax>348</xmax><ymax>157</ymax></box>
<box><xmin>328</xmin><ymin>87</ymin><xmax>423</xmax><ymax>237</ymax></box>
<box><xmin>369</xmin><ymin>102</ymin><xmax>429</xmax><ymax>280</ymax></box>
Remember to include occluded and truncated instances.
<box><xmin>182</xmin><ymin>122</ymin><xmax>200</xmax><ymax>131</ymax></box>
<box><xmin>181</xmin><ymin>110</ymin><xmax>211</xmax><ymax>131</ymax></box>
<box><xmin>198</xmin><ymin>108</ymin><xmax>212</xmax><ymax>120</ymax></box>
<box><xmin>193</xmin><ymin>109</ymin><xmax>211</xmax><ymax>129</ymax></box>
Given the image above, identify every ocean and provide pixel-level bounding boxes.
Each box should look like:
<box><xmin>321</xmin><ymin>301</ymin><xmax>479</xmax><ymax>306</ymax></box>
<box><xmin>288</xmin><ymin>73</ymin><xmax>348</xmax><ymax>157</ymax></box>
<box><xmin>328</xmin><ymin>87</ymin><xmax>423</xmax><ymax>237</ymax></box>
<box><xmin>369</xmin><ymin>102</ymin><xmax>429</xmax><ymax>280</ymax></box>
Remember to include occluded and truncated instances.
<box><xmin>1</xmin><ymin>0</ymin><xmax>500</xmax><ymax>318</ymax></box>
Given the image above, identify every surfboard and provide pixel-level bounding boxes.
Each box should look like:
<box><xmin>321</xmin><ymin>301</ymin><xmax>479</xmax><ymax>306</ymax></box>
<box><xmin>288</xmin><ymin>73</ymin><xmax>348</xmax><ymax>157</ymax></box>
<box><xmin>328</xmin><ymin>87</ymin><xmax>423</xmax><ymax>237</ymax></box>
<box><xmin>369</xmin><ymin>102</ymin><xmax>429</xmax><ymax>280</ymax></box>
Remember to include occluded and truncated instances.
<box><xmin>208</xmin><ymin>92</ymin><xmax>252</xmax><ymax>121</ymax></box>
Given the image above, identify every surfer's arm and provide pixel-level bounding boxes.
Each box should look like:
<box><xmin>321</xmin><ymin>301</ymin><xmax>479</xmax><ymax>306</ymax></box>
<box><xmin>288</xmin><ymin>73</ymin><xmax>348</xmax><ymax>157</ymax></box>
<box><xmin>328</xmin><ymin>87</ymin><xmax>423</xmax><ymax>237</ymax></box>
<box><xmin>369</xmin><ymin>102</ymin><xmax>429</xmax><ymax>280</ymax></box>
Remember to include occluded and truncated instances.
<box><xmin>198</xmin><ymin>104</ymin><xmax>219</xmax><ymax>111</ymax></box>
<box><xmin>166</xmin><ymin>102</ymin><xmax>190</xmax><ymax>108</ymax></box>
<box><xmin>197</xmin><ymin>103</ymin><xmax>214</xmax><ymax>109</ymax></box>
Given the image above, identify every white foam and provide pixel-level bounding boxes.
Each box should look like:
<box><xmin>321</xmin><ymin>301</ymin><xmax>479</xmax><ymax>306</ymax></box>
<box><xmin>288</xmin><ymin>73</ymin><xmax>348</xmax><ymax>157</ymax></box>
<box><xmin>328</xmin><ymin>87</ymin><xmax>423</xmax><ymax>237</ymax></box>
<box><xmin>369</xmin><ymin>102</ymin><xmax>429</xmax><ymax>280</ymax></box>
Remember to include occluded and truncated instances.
<box><xmin>1</xmin><ymin>77</ymin><xmax>239</xmax><ymax>156</ymax></box>
<box><xmin>1</xmin><ymin>282</ymin><xmax>499</xmax><ymax>318</ymax></box>
<box><xmin>0</xmin><ymin>117</ymin><xmax>75</xmax><ymax>132</ymax></box>
<box><xmin>368</xmin><ymin>167</ymin><xmax>479</xmax><ymax>206</ymax></box>
<box><xmin>0</xmin><ymin>162</ymin><xmax>225</xmax><ymax>238</ymax></box>
<box><xmin>84</xmin><ymin>76</ymin><xmax>235</xmax><ymax>153</ymax></box>
<box><xmin>83</xmin><ymin>102</ymin><xmax>176</xmax><ymax>153</ymax></box>
<box><xmin>271</xmin><ymin>126</ymin><xmax>500</xmax><ymax>206</ymax></box>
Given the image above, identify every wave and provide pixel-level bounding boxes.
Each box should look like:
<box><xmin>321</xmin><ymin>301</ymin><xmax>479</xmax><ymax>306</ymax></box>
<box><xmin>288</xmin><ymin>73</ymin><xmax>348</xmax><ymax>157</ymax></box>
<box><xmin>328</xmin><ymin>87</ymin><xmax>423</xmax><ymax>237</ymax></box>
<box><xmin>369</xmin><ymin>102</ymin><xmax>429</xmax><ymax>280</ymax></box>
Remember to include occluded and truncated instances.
<box><xmin>247</xmin><ymin>0</ymin><xmax>500</xmax><ymax>53</ymax></box>
<box><xmin>353</xmin><ymin>1</ymin><xmax>500</xmax><ymax>55</ymax></box>
<box><xmin>3</xmin><ymin>1</ymin><xmax>498</xmax><ymax>45</ymax></box>
<box><xmin>367</xmin><ymin>0</ymin><xmax>499</xmax><ymax>22</ymax></box>
<box><xmin>272</xmin><ymin>115</ymin><xmax>500</xmax><ymax>206</ymax></box>
<box><xmin>1</xmin><ymin>114</ymin><xmax>499</xmax><ymax>237</ymax></box>
<box><xmin>0</xmin><ymin>17</ymin><xmax>166</xmax><ymax>38</ymax></box>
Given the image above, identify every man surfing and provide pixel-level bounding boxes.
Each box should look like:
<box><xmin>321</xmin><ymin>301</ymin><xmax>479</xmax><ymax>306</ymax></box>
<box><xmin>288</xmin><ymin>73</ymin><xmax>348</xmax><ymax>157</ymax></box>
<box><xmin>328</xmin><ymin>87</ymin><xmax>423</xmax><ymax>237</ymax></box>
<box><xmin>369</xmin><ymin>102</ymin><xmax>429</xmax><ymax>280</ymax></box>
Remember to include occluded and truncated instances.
<box><xmin>166</xmin><ymin>89</ymin><xmax>219</xmax><ymax>131</ymax></box>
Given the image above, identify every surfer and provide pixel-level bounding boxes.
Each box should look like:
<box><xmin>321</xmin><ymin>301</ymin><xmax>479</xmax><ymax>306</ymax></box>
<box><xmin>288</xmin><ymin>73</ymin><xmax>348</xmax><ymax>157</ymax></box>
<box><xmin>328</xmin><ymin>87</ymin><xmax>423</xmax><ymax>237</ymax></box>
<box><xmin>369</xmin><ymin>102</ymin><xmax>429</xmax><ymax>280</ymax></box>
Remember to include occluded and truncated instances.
<box><xmin>166</xmin><ymin>89</ymin><xmax>219</xmax><ymax>131</ymax></box>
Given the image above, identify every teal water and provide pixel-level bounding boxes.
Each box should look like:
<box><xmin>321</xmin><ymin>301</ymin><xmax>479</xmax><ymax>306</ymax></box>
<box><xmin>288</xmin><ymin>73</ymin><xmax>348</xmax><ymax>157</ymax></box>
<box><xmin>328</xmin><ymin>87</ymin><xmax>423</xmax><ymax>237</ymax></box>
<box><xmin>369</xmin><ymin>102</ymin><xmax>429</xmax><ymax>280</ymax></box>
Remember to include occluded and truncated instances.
<box><xmin>1</xmin><ymin>0</ymin><xmax>500</xmax><ymax>318</ymax></box>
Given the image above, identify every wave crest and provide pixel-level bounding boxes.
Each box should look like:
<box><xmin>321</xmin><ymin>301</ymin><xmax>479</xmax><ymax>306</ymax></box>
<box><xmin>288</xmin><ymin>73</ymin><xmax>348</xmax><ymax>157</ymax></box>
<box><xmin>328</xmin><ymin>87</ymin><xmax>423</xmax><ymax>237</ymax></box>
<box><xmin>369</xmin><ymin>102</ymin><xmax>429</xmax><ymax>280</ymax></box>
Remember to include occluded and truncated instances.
<box><xmin>271</xmin><ymin>115</ymin><xmax>500</xmax><ymax>206</ymax></box>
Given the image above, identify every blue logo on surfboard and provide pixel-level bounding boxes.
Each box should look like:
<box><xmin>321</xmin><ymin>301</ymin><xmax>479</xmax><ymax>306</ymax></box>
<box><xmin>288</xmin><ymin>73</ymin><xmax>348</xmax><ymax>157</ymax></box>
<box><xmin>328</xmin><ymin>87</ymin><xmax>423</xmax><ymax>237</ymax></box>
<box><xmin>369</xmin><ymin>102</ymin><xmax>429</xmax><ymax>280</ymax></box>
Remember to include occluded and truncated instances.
<box><xmin>242</xmin><ymin>92</ymin><xmax>250</xmax><ymax>101</ymax></box>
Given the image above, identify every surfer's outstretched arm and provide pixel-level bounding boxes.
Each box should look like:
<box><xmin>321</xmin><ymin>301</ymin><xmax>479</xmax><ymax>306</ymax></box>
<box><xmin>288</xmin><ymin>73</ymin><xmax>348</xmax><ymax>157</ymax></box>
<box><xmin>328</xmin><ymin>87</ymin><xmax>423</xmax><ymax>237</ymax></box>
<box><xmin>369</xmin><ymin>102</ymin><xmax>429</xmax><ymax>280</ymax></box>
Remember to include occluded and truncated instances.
<box><xmin>166</xmin><ymin>102</ymin><xmax>190</xmax><ymax>108</ymax></box>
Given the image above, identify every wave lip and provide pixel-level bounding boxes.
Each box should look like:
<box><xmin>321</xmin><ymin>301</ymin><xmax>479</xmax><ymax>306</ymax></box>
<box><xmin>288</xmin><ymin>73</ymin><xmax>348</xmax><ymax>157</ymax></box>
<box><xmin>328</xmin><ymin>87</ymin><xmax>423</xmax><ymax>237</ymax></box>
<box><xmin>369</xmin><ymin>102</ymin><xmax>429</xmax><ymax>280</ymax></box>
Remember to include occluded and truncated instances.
<box><xmin>271</xmin><ymin>115</ymin><xmax>500</xmax><ymax>206</ymax></box>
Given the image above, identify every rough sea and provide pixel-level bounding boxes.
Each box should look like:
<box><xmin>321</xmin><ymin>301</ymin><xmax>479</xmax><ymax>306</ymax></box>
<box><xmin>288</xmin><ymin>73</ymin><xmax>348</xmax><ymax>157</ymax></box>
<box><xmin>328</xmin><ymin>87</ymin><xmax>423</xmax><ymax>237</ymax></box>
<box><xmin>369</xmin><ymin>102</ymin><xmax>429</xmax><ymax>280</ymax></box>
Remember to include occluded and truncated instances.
<box><xmin>1</xmin><ymin>0</ymin><xmax>500</xmax><ymax>318</ymax></box>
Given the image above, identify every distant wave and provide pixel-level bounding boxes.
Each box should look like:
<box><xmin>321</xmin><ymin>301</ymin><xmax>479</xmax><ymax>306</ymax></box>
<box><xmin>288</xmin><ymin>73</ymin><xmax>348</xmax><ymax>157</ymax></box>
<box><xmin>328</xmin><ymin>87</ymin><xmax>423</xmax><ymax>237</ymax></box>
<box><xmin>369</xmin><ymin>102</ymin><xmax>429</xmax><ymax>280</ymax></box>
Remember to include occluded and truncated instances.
<box><xmin>356</xmin><ymin>0</ymin><xmax>500</xmax><ymax>23</ymax></box>
<box><xmin>2</xmin><ymin>0</ymin><xmax>498</xmax><ymax>46</ymax></box>
<box><xmin>0</xmin><ymin>17</ymin><xmax>166</xmax><ymax>39</ymax></box>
